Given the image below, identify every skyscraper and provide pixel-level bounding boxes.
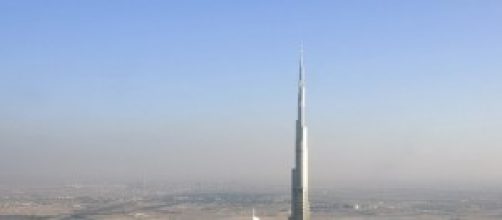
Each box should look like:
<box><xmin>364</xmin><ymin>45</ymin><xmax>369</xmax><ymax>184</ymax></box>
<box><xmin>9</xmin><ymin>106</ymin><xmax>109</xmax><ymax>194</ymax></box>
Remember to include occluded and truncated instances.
<box><xmin>289</xmin><ymin>47</ymin><xmax>310</xmax><ymax>220</ymax></box>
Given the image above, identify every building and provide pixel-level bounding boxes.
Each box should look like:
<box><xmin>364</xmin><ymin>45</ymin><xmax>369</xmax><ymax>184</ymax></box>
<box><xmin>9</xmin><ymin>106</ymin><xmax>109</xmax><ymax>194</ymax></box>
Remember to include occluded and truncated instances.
<box><xmin>289</xmin><ymin>47</ymin><xmax>310</xmax><ymax>220</ymax></box>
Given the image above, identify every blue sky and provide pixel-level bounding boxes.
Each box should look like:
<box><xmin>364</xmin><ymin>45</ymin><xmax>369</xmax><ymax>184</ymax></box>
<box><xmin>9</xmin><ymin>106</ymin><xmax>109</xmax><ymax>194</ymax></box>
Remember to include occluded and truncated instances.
<box><xmin>1</xmin><ymin>1</ymin><xmax>502</xmax><ymax>187</ymax></box>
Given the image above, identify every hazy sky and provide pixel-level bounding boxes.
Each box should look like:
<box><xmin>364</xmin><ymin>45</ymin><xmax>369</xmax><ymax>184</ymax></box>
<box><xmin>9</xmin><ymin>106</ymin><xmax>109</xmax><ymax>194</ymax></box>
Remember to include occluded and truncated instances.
<box><xmin>1</xmin><ymin>0</ymin><xmax>502</xmax><ymax>188</ymax></box>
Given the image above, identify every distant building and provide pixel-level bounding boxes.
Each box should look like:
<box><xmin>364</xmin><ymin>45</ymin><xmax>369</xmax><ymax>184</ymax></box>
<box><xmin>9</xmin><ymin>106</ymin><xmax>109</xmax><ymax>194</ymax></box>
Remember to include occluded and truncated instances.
<box><xmin>252</xmin><ymin>208</ymin><xmax>260</xmax><ymax>220</ymax></box>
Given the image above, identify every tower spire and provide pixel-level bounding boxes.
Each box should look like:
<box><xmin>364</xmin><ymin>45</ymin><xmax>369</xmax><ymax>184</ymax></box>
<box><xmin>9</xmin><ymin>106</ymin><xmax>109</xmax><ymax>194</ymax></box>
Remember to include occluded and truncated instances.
<box><xmin>300</xmin><ymin>42</ymin><xmax>304</xmax><ymax>80</ymax></box>
<box><xmin>298</xmin><ymin>43</ymin><xmax>306</xmax><ymax>126</ymax></box>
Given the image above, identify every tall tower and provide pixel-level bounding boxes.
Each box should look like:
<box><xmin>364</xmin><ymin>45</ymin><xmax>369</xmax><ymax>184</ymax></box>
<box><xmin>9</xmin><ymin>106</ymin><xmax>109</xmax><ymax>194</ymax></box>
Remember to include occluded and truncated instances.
<box><xmin>289</xmin><ymin>46</ymin><xmax>310</xmax><ymax>220</ymax></box>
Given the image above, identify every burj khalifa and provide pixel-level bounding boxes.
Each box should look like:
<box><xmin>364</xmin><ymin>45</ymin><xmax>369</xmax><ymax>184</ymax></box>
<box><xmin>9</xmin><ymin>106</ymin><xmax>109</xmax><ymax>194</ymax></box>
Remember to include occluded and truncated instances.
<box><xmin>289</xmin><ymin>47</ymin><xmax>310</xmax><ymax>220</ymax></box>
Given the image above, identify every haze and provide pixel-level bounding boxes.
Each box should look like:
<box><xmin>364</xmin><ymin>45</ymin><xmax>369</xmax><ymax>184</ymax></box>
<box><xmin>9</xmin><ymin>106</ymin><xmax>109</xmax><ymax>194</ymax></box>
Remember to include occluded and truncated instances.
<box><xmin>1</xmin><ymin>0</ymin><xmax>502</xmax><ymax>188</ymax></box>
